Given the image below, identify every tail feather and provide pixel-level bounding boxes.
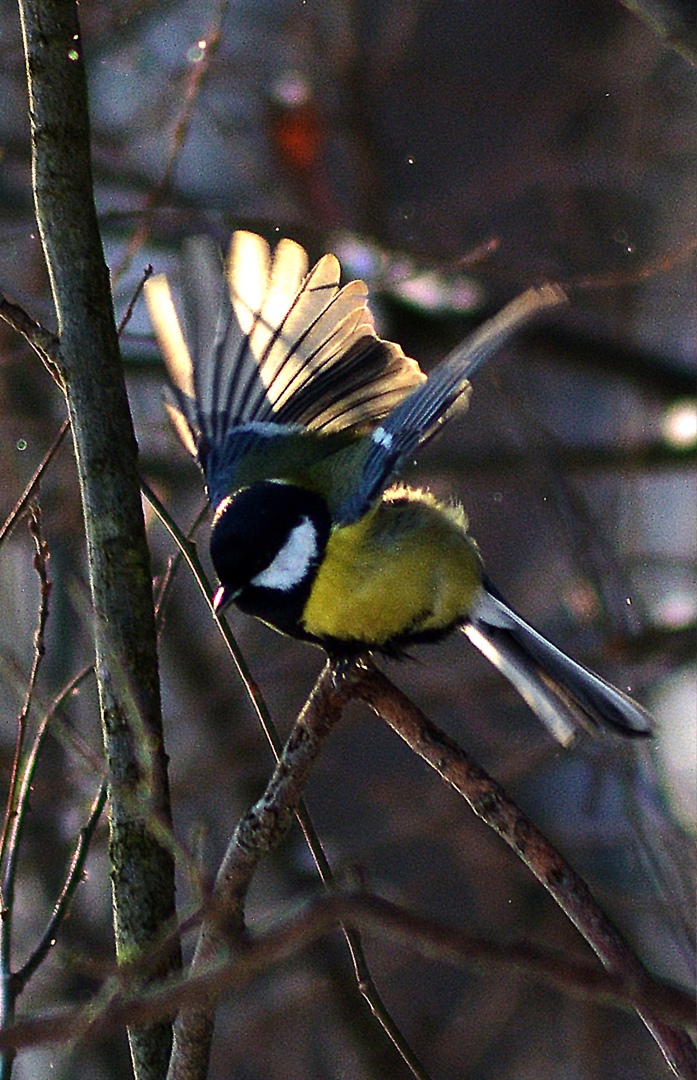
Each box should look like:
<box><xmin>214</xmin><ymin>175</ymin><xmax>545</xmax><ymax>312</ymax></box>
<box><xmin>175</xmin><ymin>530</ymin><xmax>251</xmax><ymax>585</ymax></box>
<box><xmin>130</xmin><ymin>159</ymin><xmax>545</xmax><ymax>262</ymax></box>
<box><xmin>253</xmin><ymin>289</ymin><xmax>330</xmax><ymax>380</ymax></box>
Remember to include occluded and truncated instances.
<box><xmin>462</xmin><ymin>584</ymin><xmax>654</xmax><ymax>746</ymax></box>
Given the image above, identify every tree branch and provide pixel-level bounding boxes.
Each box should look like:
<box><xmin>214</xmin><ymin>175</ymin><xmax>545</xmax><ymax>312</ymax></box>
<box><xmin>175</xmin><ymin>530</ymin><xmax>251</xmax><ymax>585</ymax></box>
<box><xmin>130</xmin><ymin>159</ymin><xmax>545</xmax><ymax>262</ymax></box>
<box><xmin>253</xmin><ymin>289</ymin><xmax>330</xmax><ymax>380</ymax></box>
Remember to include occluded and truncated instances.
<box><xmin>0</xmin><ymin>893</ymin><xmax>692</xmax><ymax>1055</ymax></box>
<box><xmin>166</xmin><ymin>662</ymin><xmax>353</xmax><ymax>1080</ymax></box>
<box><xmin>353</xmin><ymin>663</ymin><xmax>696</xmax><ymax>1080</ymax></box>
<box><xmin>16</xmin><ymin>1</ymin><xmax>179</xmax><ymax>1076</ymax></box>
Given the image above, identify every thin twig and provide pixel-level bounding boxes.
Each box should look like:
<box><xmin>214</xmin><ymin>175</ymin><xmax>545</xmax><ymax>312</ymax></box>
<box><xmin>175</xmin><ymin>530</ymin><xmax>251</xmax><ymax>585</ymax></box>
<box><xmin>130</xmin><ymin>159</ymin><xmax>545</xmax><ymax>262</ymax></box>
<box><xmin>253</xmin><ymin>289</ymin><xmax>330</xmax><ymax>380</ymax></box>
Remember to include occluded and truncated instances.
<box><xmin>112</xmin><ymin>0</ymin><xmax>229</xmax><ymax>283</ymax></box>
<box><xmin>0</xmin><ymin>892</ymin><xmax>692</xmax><ymax>1055</ymax></box>
<box><xmin>0</xmin><ymin>507</ymin><xmax>53</xmax><ymax>1078</ymax></box>
<box><xmin>152</xmin><ymin>500</ymin><xmax>209</xmax><ymax>626</ymax></box>
<box><xmin>14</xmin><ymin>782</ymin><xmax>108</xmax><ymax>991</ymax></box>
<box><xmin>0</xmin><ymin>292</ymin><xmax>63</xmax><ymax>385</ymax></box>
<box><xmin>0</xmin><ymin>419</ymin><xmax>71</xmax><ymax>547</ymax></box>
<box><xmin>0</xmin><ymin>663</ymin><xmax>102</xmax><ymax>1035</ymax></box>
<box><xmin>29</xmin><ymin>665</ymin><xmax>102</xmax><ymax>777</ymax></box>
<box><xmin>117</xmin><ymin>264</ymin><xmax>153</xmax><ymax>335</ymax></box>
<box><xmin>141</xmin><ymin>481</ymin><xmax>269</xmax><ymax>728</ymax></box>
<box><xmin>0</xmin><ymin>509</ymin><xmax>53</xmax><ymax>880</ymax></box>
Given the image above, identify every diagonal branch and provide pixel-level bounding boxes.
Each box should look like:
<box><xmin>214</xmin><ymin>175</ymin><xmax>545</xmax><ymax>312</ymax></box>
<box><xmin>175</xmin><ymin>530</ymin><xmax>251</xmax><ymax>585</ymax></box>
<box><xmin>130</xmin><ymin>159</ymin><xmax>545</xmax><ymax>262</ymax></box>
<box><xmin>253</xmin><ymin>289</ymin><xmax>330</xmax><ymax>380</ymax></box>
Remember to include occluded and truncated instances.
<box><xmin>0</xmin><ymin>292</ymin><xmax>62</xmax><ymax>385</ymax></box>
<box><xmin>0</xmin><ymin>419</ymin><xmax>70</xmax><ymax>548</ymax></box>
<box><xmin>353</xmin><ymin>663</ymin><xmax>696</xmax><ymax>1080</ymax></box>
<box><xmin>14</xmin><ymin>782</ymin><xmax>108</xmax><ymax>992</ymax></box>
<box><xmin>618</xmin><ymin>0</ymin><xmax>697</xmax><ymax>66</ymax></box>
<box><xmin>166</xmin><ymin>662</ymin><xmax>353</xmax><ymax>1080</ymax></box>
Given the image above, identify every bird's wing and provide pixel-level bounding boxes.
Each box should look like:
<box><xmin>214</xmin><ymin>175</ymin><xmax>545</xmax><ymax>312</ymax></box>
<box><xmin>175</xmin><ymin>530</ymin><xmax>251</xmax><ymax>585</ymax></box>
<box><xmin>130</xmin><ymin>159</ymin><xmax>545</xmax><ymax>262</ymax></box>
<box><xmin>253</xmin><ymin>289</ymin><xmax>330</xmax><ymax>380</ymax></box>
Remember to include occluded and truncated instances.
<box><xmin>144</xmin><ymin>232</ymin><xmax>425</xmax><ymax>494</ymax></box>
<box><xmin>335</xmin><ymin>283</ymin><xmax>567</xmax><ymax>525</ymax></box>
<box><xmin>462</xmin><ymin>582</ymin><xmax>654</xmax><ymax>745</ymax></box>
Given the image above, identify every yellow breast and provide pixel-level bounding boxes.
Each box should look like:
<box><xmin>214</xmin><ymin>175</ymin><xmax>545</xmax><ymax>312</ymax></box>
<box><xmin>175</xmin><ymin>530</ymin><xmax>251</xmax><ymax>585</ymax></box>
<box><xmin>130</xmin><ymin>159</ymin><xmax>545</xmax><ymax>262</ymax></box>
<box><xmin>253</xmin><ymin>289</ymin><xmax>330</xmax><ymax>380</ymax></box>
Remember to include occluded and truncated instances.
<box><xmin>302</xmin><ymin>488</ymin><xmax>482</xmax><ymax>647</ymax></box>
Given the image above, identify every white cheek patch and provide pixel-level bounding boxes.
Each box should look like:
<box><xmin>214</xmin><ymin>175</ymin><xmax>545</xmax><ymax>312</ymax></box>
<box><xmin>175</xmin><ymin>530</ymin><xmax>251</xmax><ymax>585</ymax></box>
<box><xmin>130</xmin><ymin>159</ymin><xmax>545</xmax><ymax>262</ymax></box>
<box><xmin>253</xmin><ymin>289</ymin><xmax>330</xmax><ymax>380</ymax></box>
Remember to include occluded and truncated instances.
<box><xmin>251</xmin><ymin>517</ymin><xmax>318</xmax><ymax>592</ymax></box>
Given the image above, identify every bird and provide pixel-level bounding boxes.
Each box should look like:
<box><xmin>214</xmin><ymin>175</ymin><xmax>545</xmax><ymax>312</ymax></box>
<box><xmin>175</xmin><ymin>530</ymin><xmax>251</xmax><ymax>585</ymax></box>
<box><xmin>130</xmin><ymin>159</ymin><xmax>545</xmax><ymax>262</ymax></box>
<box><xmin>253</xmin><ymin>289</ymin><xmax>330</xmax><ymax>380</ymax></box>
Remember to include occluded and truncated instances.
<box><xmin>144</xmin><ymin>230</ymin><xmax>654</xmax><ymax>746</ymax></box>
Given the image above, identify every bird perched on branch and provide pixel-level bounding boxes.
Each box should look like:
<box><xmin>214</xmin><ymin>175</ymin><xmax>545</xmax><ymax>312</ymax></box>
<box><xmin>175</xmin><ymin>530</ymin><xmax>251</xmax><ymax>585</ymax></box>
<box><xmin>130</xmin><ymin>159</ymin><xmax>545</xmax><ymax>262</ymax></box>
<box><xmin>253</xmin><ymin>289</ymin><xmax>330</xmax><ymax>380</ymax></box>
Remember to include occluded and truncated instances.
<box><xmin>144</xmin><ymin>230</ymin><xmax>653</xmax><ymax>746</ymax></box>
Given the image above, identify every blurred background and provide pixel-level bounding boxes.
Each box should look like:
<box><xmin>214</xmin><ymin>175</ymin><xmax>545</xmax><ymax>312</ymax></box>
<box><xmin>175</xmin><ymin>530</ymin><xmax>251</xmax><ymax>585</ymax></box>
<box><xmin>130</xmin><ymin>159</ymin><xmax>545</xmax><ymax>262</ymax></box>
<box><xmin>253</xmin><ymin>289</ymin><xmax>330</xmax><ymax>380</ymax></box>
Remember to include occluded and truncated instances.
<box><xmin>0</xmin><ymin>0</ymin><xmax>695</xmax><ymax>1077</ymax></box>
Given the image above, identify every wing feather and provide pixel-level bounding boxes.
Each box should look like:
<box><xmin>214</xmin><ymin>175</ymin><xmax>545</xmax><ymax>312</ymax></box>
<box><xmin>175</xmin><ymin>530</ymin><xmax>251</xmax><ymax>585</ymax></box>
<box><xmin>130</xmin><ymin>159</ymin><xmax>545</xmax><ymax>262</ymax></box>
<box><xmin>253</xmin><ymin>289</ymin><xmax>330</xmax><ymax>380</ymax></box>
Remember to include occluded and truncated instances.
<box><xmin>144</xmin><ymin>231</ymin><xmax>424</xmax><ymax>498</ymax></box>
<box><xmin>145</xmin><ymin>233</ymin><xmax>565</xmax><ymax>519</ymax></box>
<box><xmin>336</xmin><ymin>283</ymin><xmax>567</xmax><ymax>524</ymax></box>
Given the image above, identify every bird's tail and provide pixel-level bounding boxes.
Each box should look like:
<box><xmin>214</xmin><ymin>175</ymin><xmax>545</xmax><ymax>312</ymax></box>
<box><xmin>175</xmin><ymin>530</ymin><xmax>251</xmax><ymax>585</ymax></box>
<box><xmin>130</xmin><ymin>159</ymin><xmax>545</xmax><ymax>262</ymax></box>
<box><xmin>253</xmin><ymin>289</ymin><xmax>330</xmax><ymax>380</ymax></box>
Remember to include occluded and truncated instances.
<box><xmin>462</xmin><ymin>582</ymin><xmax>654</xmax><ymax>746</ymax></box>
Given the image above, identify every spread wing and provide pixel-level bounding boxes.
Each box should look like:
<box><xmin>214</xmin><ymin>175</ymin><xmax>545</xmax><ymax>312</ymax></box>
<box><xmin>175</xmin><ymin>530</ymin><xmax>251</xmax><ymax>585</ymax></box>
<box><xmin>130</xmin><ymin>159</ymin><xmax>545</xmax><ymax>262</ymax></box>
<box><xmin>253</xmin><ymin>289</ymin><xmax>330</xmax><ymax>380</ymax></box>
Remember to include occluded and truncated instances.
<box><xmin>334</xmin><ymin>282</ymin><xmax>567</xmax><ymax>525</ymax></box>
<box><xmin>144</xmin><ymin>231</ymin><xmax>425</xmax><ymax>502</ymax></box>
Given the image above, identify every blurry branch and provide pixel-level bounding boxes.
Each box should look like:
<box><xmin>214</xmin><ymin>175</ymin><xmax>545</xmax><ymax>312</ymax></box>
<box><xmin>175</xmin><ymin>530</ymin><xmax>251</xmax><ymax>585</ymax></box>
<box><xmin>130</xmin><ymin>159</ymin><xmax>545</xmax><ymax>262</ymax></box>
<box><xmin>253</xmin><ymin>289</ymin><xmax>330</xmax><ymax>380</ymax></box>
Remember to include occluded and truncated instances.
<box><xmin>17</xmin><ymin>1</ymin><xmax>179</xmax><ymax>1076</ymax></box>
<box><xmin>0</xmin><ymin>514</ymin><xmax>107</xmax><ymax>1079</ymax></box>
<box><xmin>113</xmin><ymin>0</ymin><xmax>229</xmax><ymax>283</ymax></box>
<box><xmin>617</xmin><ymin>0</ymin><xmax>697</xmax><ymax>65</ymax></box>
<box><xmin>143</xmin><ymin>481</ymin><xmax>431</xmax><ymax>1080</ymax></box>
<box><xmin>614</xmin><ymin>752</ymin><xmax>697</xmax><ymax>978</ymax></box>
<box><xmin>496</xmin><ymin>371</ymin><xmax>649</xmax><ymax>640</ymax></box>
<box><xmin>570</xmin><ymin>233</ymin><xmax>697</xmax><ymax>289</ymax></box>
<box><xmin>0</xmin><ymin>509</ymin><xmax>53</xmax><ymax>1075</ymax></box>
<box><xmin>427</xmin><ymin>440</ymin><xmax>696</xmax><ymax>477</ymax></box>
<box><xmin>353</xmin><ymin>664</ymin><xmax>696</xmax><ymax>1080</ymax></box>
<box><xmin>0</xmin><ymin>509</ymin><xmax>52</xmax><ymax>865</ymax></box>
<box><xmin>0</xmin><ymin>892</ymin><xmax>692</xmax><ymax>1054</ymax></box>
<box><xmin>0</xmin><ymin>265</ymin><xmax>153</xmax><ymax>551</ymax></box>
<box><xmin>528</xmin><ymin>324</ymin><xmax>696</xmax><ymax>398</ymax></box>
<box><xmin>14</xmin><ymin>782</ymin><xmax>108</xmax><ymax>992</ymax></box>
<box><xmin>617</xmin><ymin>622</ymin><xmax>696</xmax><ymax>668</ymax></box>
<box><xmin>0</xmin><ymin>419</ymin><xmax>70</xmax><ymax>547</ymax></box>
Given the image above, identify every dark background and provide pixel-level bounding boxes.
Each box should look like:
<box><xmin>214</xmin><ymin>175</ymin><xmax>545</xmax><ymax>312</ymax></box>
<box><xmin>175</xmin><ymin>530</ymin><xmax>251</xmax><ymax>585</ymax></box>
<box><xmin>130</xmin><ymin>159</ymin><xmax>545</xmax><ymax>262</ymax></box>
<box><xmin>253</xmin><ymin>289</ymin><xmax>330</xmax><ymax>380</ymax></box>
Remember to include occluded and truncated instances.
<box><xmin>0</xmin><ymin>1</ymin><xmax>695</xmax><ymax>1077</ymax></box>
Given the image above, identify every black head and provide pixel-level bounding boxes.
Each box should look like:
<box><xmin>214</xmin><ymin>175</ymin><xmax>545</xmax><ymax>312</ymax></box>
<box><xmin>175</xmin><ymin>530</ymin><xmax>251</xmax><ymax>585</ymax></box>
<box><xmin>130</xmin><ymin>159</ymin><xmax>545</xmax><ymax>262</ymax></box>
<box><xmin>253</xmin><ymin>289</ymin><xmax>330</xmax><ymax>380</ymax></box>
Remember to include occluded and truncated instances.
<box><xmin>210</xmin><ymin>481</ymin><xmax>331</xmax><ymax>637</ymax></box>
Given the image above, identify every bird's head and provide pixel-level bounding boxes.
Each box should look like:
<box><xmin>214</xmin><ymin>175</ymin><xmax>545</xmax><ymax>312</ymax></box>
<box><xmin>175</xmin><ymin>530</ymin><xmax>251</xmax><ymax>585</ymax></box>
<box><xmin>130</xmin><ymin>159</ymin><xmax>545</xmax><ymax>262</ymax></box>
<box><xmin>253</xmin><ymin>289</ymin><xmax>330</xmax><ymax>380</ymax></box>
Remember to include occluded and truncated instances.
<box><xmin>210</xmin><ymin>480</ymin><xmax>331</xmax><ymax>632</ymax></box>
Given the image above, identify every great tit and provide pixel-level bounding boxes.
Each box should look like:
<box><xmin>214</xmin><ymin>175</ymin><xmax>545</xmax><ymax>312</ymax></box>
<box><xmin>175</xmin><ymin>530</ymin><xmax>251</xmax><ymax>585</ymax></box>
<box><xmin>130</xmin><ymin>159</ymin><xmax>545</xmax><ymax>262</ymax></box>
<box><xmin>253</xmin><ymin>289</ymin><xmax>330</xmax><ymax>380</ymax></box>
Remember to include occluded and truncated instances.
<box><xmin>145</xmin><ymin>231</ymin><xmax>653</xmax><ymax>746</ymax></box>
